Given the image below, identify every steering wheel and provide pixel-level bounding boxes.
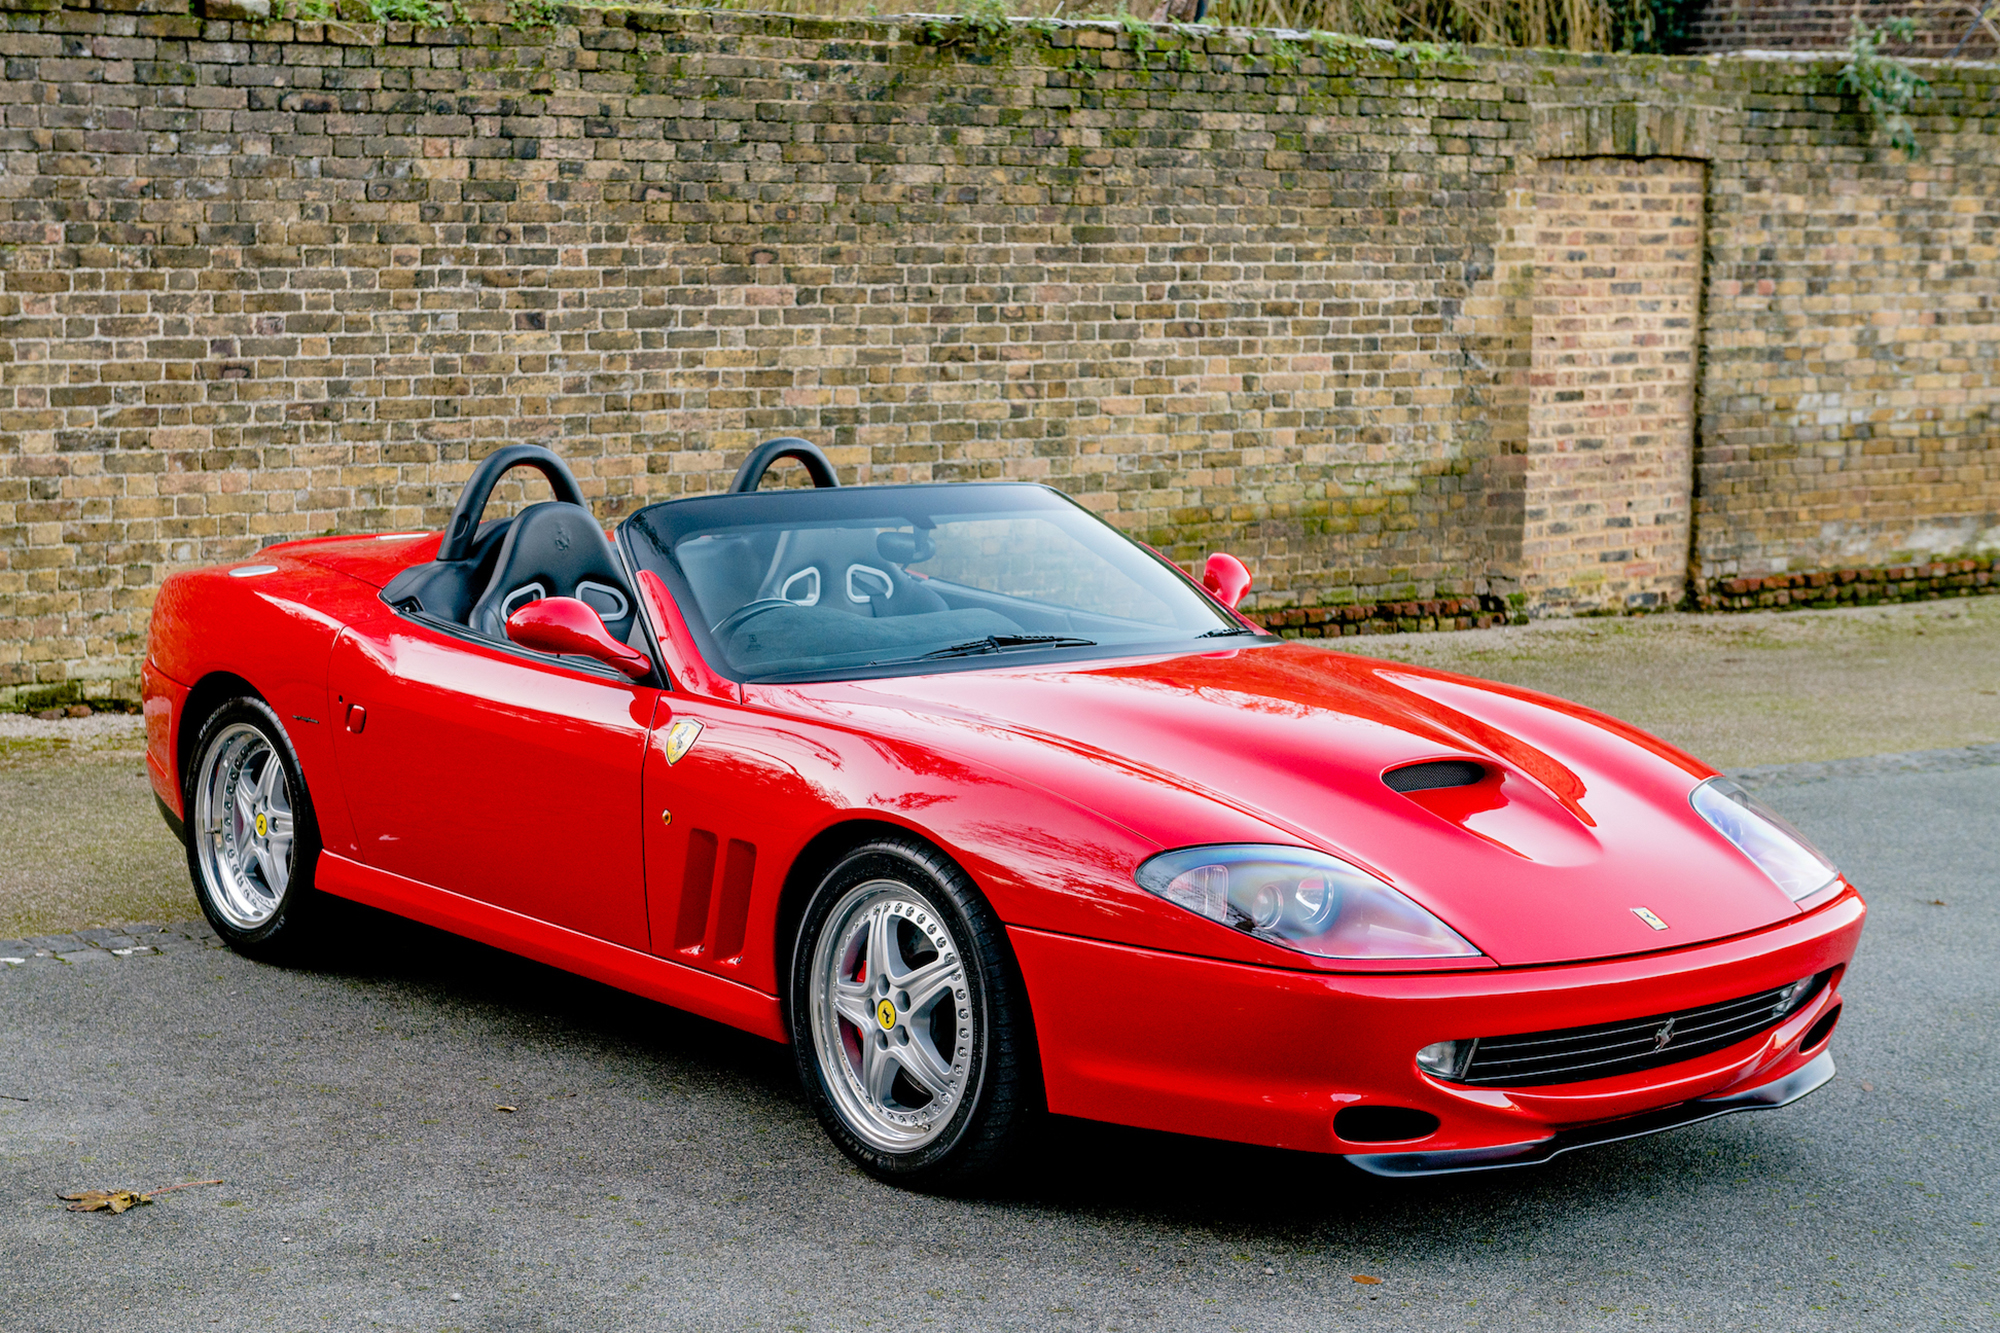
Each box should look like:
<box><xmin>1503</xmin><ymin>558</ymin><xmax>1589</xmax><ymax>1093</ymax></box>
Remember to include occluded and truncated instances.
<box><xmin>712</xmin><ymin>598</ymin><xmax>797</xmax><ymax>638</ymax></box>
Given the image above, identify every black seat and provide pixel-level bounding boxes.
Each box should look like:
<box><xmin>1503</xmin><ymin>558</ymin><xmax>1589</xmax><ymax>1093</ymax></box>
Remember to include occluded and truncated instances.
<box><xmin>750</xmin><ymin>527</ymin><xmax>947</xmax><ymax>620</ymax></box>
<box><xmin>468</xmin><ymin>501</ymin><xmax>637</xmax><ymax>644</ymax></box>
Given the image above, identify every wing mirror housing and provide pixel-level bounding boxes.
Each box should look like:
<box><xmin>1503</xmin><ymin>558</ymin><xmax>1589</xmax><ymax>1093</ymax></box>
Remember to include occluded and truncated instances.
<box><xmin>1202</xmin><ymin>552</ymin><xmax>1252</xmax><ymax>610</ymax></box>
<box><xmin>507</xmin><ymin>596</ymin><xmax>652</xmax><ymax>681</ymax></box>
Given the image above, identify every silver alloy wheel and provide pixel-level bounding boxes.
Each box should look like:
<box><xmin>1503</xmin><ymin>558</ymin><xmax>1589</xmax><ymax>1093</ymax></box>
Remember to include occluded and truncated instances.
<box><xmin>193</xmin><ymin>722</ymin><xmax>296</xmax><ymax>931</ymax></box>
<box><xmin>808</xmin><ymin>880</ymin><xmax>976</xmax><ymax>1153</ymax></box>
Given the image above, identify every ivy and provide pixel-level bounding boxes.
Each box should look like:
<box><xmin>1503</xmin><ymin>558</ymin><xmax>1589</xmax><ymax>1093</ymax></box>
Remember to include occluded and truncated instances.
<box><xmin>1839</xmin><ymin>17</ymin><xmax>1929</xmax><ymax>159</ymax></box>
<box><xmin>289</xmin><ymin>0</ymin><xmax>454</xmax><ymax>25</ymax></box>
<box><xmin>915</xmin><ymin>0</ymin><xmax>1016</xmax><ymax>53</ymax></box>
<box><xmin>507</xmin><ymin>0</ymin><xmax>565</xmax><ymax>28</ymax></box>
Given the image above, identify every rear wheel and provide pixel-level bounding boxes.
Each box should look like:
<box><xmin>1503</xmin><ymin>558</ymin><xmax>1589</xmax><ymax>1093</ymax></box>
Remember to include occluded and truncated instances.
<box><xmin>790</xmin><ymin>835</ymin><xmax>1039</xmax><ymax>1189</ymax></box>
<box><xmin>185</xmin><ymin>696</ymin><xmax>323</xmax><ymax>958</ymax></box>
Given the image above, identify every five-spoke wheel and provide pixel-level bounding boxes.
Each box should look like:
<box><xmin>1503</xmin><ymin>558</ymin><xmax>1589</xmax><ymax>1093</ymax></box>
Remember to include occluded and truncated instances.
<box><xmin>791</xmin><ymin>835</ymin><xmax>1038</xmax><ymax>1187</ymax></box>
<box><xmin>184</xmin><ymin>696</ymin><xmax>321</xmax><ymax>954</ymax></box>
<box><xmin>810</xmin><ymin>881</ymin><xmax>975</xmax><ymax>1152</ymax></box>
<box><xmin>194</xmin><ymin>722</ymin><xmax>295</xmax><ymax>928</ymax></box>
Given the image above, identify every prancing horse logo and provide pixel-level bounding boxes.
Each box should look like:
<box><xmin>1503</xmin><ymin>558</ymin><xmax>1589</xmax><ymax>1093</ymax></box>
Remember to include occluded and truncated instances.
<box><xmin>1631</xmin><ymin>906</ymin><xmax>1669</xmax><ymax>931</ymax></box>
<box><xmin>1652</xmin><ymin>1015</ymin><xmax>1677</xmax><ymax>1051</ymax></box>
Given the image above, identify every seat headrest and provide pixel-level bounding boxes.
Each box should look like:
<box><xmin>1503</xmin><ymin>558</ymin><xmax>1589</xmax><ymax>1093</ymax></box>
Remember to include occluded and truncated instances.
<box><xmin>469</xmin><ymin>502</ymin><xmax>635</xmax><ymax>644</ymax></box>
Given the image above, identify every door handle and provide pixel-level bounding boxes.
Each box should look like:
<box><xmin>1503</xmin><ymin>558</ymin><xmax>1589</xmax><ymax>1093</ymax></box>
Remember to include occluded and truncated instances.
<box><xmin>345</xmin><ymin>704</ymin><xmax>367</xmax><ymax>734</ymax></box>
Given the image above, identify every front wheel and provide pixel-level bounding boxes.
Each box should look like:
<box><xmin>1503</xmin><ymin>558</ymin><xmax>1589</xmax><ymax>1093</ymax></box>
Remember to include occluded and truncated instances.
<box><xmin>789</xmin><ymin>835</ymin><xmax>1040</xmax><ymax>1189</ymax></box>
<box><xmin>184</xmin><ymin>695</ymin><xmax>323</xmax><ymax>958</ymax></box>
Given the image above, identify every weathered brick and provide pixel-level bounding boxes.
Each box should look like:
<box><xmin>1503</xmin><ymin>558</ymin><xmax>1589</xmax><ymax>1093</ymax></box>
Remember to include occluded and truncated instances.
<box><xmin>0</xmin><ymin>11</ymin><xmax>1997</xmax><ymax>703</ymax></box>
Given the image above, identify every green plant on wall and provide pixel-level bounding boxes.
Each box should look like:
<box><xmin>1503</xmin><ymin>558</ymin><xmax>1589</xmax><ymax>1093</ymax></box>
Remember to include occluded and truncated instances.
<box><xmin>507</xmin><ymin>0</ymin><xmax>564</xmax><ymax>28</ymax></box>
<box><xmin>1839</xmin><ymin>16</ymin><xmax>1929</xmax><ymax>158</ymax></box>
<box><xmin>916</xmin><ymin>0</ymin><xmax>1017</xmax><ymax>52</ymax></box>
<box><xmin>290</xmin><ymin>0</ymin><xmax>453</xmax><ymax>25</ymax></box>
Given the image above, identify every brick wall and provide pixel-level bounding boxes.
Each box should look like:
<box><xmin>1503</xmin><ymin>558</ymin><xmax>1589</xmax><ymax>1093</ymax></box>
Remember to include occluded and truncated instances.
<box><xmin>0</xmin><ymin>7</ymin><xmax>1997</xmax><ymax>700</ymax></box>
<box><xmin>1684</xmin><ymin>0</ymin><xmax>1996</xmax><ymax>59</ymax></box>
<box><xmin>1522</xmin><ymin>157</ymin><xmax>1705</xmax><ymax>613</ymax></box>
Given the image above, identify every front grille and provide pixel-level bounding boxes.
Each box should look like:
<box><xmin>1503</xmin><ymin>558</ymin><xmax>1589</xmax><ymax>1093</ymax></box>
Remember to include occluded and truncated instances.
<box><xmin>1454</xmin><ymin>972</ymin><xmax>1830</xmax><ymax>1088</ymax></box>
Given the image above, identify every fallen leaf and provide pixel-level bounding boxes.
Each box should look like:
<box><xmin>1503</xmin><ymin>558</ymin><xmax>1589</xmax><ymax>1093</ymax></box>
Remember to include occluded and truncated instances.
<box><xmin>1861</xmin><ymin>1082</ymin><xmax>1875</xmax><ymax>1092</ymax></box>
<box><xmin>495</xmin><ymin>1105</ymin><xmax>517</xmax><ymax>1113</ymax></box>
<box><xmin>59</xmin><ymin>1179</ymin><xmax>222</xmax><ymax>1215</ymax></box>
<box><xmin>1352</xmin><ymin>1275</ymin><xmax>1383</xmax><ymax>1285</ymax></box>
<box><xmin>60</xmin><ymin>1190</ymin><xmax>146</xmax><ymax>1214</ymax></box>
<box><xmin>1926</xmin><ymin>899</ymin><xmax>1947</xmax><ymax>907</ymax></box>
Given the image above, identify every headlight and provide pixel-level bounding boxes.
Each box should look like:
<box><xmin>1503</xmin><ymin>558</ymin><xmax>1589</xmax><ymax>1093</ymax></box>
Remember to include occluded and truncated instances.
<box><xmin>1134</xmin><ymin>844</ymin><xmax>1480</xmax><ymax>960</ymax></box>
<box><xmin>1690</xmin><ymin>777</ymin><xmax>1839</xmax><ymax>901</ymax></box>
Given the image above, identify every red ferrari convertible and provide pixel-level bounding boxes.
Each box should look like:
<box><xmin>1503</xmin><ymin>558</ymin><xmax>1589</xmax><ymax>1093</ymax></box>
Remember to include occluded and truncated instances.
<box><xmin>141</xmin><ymin>441</ymin><xmax>1863</xmax><ymax>1186</ymax></box>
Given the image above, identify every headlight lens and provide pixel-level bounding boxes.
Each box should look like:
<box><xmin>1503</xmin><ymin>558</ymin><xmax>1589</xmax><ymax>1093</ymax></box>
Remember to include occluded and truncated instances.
<box><xmin>1134</xmin><ymin>844</ymin><xmax>1480</xmax><ymax>960</ymax></box>
<box><xmin>1690</xmin><ymin>777</ymin><xmax>1839</xmax><ymax>901</ymax></box>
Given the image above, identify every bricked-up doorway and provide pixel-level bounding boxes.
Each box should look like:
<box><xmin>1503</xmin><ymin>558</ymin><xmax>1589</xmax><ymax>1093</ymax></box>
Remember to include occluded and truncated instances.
<box><xmin>1523</xmin><ymin>157</ymin><xmax>1706</xmax><ymax>613</ymax></box>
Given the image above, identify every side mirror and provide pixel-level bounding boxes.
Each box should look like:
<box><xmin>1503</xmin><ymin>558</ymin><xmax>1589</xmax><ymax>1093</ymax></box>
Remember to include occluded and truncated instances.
<box><xmin>507</xmin><ymin>596</ymin><xmax>652</xmax><ymax>681</ymax></box>
<box><xmin>1202</xmin><ymin>552</ymin><xmax>1252</xmax><ymax>611</ymax></box>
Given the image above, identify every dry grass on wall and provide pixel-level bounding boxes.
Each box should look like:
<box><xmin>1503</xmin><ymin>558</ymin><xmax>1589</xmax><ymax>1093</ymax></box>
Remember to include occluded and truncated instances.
<box><xmin>686</xmin><ymin>0</ymin><xmax>1656</xmax><ymax>53</ymax></box>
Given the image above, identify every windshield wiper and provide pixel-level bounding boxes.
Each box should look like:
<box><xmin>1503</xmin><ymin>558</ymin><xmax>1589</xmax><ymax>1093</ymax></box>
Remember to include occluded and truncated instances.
<box><xmin>914</xmin><ymin>634</ymin><xmax>1099</xmax><ymax>661</ymax></box>
<box><xmin>1197</xmin><ymin>625</ymin><xmax>1258</xmax><ymax>638</ymax></box>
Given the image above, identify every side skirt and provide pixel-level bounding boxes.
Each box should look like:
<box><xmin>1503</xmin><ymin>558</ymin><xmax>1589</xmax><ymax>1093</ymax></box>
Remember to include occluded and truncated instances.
<box><xmin>1346</xmin><ymin>1049</ymin><xmax>1837</xmax><ymax>1178</ymax></box>
<box><xmin>155</xmin><ymin>792</ymin><xmax>187</xmax><ymax>846</ymax></box>
<box><xmin>315</xmin><ymin>852</ymin><xmax>786</xmax><ymax>1043</ymax></box>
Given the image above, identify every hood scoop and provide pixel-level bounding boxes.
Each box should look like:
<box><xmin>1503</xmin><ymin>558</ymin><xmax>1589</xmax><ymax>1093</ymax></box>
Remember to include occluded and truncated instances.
<box><xmin>1390</xmin><ymin>760</ymin><xmax>1601</xmax><ymax>867</ymax></box>
<box><xmin>1384</xmin><ymin>759</ymin><xmax>1486</xmax><ymax>793</ymax></box>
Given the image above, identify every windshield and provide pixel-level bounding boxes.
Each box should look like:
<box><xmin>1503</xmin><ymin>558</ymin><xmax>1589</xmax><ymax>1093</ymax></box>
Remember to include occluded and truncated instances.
<box><xmin>619</xmin><ymin>484</ymin><xmax>1261</xmax><ymax>682</ymax></box>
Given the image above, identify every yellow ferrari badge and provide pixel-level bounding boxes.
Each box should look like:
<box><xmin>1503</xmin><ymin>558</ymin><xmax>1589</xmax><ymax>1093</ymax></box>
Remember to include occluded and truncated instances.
<box><xmin>254</xmin><ymin>812</ymin><xmax>268</xmax><ymax>838</ymax></box>
<box><xmin>876</xmin><ymin>999</ymin><xmax>897</xmax><ymax>1030</ymax></box>
<box><xmin>664</xmin><ymin>718</ymin><xmax>704</xmax><ymax>766</ymax></box>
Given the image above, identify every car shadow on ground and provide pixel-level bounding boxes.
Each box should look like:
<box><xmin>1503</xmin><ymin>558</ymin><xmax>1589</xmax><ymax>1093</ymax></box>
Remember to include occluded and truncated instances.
<box><xmin>285</xmin><ymin>896</ymin><xmax>1816</xmax><ymax>1243</ymax></box>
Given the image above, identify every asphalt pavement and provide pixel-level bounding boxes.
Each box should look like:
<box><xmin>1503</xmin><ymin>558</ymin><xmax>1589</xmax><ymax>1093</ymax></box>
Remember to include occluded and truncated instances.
<box><xmin>1</xmin><ymin>751</ymin><xmax>1995</xmax><ymax>1331</ymax></box>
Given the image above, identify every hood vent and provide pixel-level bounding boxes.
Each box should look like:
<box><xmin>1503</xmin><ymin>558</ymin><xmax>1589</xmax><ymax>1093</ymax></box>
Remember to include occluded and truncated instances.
<box><xmin>1384</xmin><ymin>760</ymin><xmax>1487</xmax><ymax>794</ymax></box>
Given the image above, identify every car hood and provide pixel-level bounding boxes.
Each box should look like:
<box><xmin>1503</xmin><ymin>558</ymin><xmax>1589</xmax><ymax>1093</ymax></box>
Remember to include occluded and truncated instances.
<box><xmin>813</xmin><ymin>643</ymin><xmax>1806</xmax><ymax>967</ymax></box>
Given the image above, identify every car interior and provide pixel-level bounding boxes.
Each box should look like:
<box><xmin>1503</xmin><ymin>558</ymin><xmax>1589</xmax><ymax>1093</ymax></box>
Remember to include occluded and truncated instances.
<box><xmin>384</xmin><ymin>439</ymin><xmax>1233</xmax><ymax>681</ymax></box>
<box><xmin>381</xmin><ymin>446</ymin><xmax>647</xmax><ymax>663</ymax></box>
<box><xmin>674</xmin><ymin>524</ymin><xmax>1028</xmax><ymax>673</ymax></box>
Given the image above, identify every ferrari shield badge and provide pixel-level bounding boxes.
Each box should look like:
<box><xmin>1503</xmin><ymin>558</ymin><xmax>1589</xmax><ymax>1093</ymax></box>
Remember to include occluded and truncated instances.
<box><xmin>665</xmin><ymin>718</ymin><xmax>704</xmax><ymax>766</ymax></box>
<box><xmin>1631</xmin><ymin>906</ymin><xmax>1669</xmax><ymax>931</ymax></box>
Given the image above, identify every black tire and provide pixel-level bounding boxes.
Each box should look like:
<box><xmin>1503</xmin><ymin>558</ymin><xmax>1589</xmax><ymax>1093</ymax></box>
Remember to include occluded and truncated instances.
<box><xmin>788</xmin><ymin>834</ymin><xmax>1041</xmax><ymax>1190</ymax></box>
<box><xmin>182</xmin><ymin>695</ymin><xmax>324</xmax><ymax>960</ymax></box>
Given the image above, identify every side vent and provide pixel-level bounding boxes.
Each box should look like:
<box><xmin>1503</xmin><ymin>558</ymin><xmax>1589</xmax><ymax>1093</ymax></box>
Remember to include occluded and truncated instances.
<box><xmin>1384</xmin><ymin>760</ymin><xmax>1487</xmax><ymax>794</ymax></box>
<box><xmin>707</xmin><ymin>839</ymin><xmax>757</xmax><ymax>963</ymax></box>
<box><xmin>674</xmin><ymin>830</ymin><xmax>719</xmax><ymax>953</ymax></box>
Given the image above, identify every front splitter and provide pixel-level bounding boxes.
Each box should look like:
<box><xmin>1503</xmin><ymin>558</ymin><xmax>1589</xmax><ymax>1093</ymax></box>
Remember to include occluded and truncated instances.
<box><xmin>1345</xmin><ymin>1049</ymin><xmax>1837</xmax><ymax>1178</ymax></box>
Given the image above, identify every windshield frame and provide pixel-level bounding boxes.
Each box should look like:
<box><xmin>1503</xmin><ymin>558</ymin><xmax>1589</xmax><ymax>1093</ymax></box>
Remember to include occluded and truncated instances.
<box><xmin>616</xmin><ymin>482</ymin><xmax>1273</xmax><ymax>684</ymax></box>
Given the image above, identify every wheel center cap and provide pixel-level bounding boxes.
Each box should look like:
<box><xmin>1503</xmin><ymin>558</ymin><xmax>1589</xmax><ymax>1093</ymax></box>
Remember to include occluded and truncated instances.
<box><xmin>876</xmin><ymin>998</ymin><xmax>897</xmax><ymax>1031</ymax></box>
<box><xmin>254</xmin><ymin>812</ymin><xmax>268</xmax><ymax>838</ymax></box>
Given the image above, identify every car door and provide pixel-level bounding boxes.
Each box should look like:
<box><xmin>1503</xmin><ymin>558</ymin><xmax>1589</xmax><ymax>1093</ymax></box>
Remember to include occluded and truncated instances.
<box><xmin>329</xmin><ymin>613</ymin><xmax>656</xmax><ymax>952</ymax></box>
<box><xmin>631</xmin><ymin>571</ymin><xmax>826</xmax><ymax>995</ymax></box>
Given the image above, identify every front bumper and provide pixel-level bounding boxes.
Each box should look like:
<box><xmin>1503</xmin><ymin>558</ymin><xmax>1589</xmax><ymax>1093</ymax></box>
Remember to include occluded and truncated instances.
<box><xmin>1346</xmin><ymin>1048</ymin><xmax>1836</xmax><ymax>1176</ymax></box>
<box><xmin>1008</xmin><ymin>888</ymin><xmax>1863</xmax><ymax>1169</ymax></box>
